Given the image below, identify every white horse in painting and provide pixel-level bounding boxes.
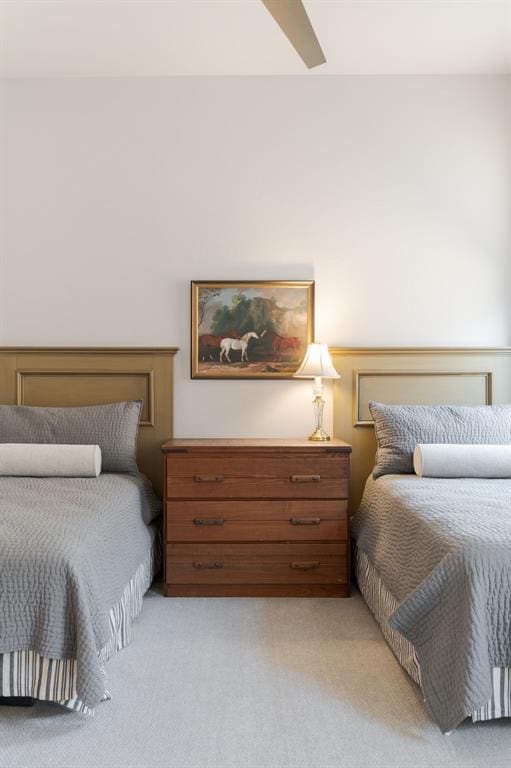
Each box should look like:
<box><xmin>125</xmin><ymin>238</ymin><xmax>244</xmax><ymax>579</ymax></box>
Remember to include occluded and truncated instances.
<box><xmin>220</xmin><ymin>331</ymin><xmax>259</xmax><ymax>363</ymax></box>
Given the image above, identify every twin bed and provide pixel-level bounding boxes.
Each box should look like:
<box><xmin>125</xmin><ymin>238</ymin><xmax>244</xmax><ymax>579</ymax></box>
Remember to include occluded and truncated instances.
<box><xmin>0</xmin><ymin>347</ymin><xmax>176</xmax><ymax>712</ymax></box>
<box><xmin>1</xmin><ymin>345</ymin><xmax>511</xmax><ymax>733</ymax></box>
<box><xmin>332</xmin><ymin>347</ymin><xmax>511</xmax><ymax>732</ymax></box>
<box><xmin>1</xmin><ymin>471</ymin><xmax>160</xmax><ymax>712</ymax></box>
<box><xmin>355</xmin><ymin>473</ymin><xmax>511</xmax><ymax>730</ymax></box>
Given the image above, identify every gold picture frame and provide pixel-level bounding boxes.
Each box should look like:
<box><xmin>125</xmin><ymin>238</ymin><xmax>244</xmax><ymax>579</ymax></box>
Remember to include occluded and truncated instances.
<box><xmin>191</xmin><ymin>280</ymin><xmax>315</xmax><ymax>379</ymax></box>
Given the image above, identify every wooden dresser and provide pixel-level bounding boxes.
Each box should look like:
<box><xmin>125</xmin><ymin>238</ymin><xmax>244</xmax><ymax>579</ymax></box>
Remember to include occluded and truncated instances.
<box><xmin>162</xmin><ymin>438</ymin><xmax>351</xmax><ymax>597</ymax></box>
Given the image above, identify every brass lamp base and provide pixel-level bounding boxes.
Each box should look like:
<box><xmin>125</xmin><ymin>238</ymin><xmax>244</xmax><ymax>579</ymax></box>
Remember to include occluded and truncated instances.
<box><xmin>307</xmin><ymin>388</ymin><xmax>330</xmax><ymax>441</ymax></box>
<box><xmin>308</xmin><ymin>427</ymin><xmax>331</xmax><ymax>442</ymax></box>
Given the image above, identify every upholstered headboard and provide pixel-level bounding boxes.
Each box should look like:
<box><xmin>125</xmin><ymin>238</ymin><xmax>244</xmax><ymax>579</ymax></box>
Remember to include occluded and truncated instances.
<box><xmin>0</xmin><ymin>347</ymin><xmax>178</xmax><ymax>495</ymax></box>
<box><xmin>331</xmin><ymin>347</ymin><xmax>511</xmax><ymax>510</ymax></box>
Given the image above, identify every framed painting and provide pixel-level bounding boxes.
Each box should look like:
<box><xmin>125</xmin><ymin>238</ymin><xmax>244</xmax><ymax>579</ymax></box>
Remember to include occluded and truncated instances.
<box><xmin>191</xmin><ymin>280</ymin><xmax>315</xmax><ymax>379</ymax></box>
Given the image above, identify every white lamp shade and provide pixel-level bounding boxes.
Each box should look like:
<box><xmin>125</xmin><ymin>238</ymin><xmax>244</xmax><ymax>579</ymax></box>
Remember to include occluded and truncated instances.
<box><xmin>293</xmin><ymin>343</ymin><xmax>340</xmax><ymax>379</ymax></box>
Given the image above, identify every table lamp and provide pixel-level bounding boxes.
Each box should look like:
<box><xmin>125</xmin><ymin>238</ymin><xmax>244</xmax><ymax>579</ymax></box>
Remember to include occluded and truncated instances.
<box><xmin>293</xmin><ymin>342</ymin><xmax>340</xmax><ymax>441</ymax></box>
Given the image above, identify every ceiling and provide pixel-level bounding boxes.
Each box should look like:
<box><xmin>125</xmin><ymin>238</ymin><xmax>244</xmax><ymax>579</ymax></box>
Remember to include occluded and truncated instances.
<box><xmin>1</xmin><ymin>0</ymin><xmax>510</xmax><ymax>78</ymax></box>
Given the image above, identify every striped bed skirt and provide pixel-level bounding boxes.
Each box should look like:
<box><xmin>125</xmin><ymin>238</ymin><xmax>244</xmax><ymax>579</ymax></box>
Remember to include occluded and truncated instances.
<box><xmin>356</xmin><ymin>547</ymin><xmax>511</xmax><ymax>724</ymax></box>
<box><xmin>0</xmin><ymin>538</ymin><xmax>161</xmax><ymax>715</ymax></box>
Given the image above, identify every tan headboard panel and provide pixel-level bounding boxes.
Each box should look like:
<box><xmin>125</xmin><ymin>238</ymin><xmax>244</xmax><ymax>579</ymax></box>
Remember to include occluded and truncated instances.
<box><xmin>0</xmin><ymin>347</ymin><xmax>178</xmax><ymax>496</ymax></box>
<box><xmin>331</xmin><ymin>347</ymin><xmax>511</xmax><ymax>511</ymax></box>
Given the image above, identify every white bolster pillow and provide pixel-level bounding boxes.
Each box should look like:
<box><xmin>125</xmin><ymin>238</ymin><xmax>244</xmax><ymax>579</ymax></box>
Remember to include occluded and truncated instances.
<box><xmin>414</xmin><ymin>444</ymin><xmax>511</xmax><ymax>479</ymax></box>
<box><xmin>0</xmin><ymin>444</ymin><xmax>102</xmax><ymax>477</ymax></box>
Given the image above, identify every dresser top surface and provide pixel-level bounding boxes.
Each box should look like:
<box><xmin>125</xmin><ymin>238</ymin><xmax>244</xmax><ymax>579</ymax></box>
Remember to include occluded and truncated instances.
<box><xmin>162</xmin><ymin>438</ymin><xmax>351</xmax><ymax>453</ymax></box>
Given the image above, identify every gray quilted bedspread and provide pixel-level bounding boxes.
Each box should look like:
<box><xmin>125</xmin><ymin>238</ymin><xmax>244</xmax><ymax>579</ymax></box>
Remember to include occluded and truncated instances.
<box><xmin>0</xmin><ymin>473</ymin><xmax>161</xmax><ymax>707</ymax></box>
<box><xmin>353</xmin><ymin>474</ymin><xmax>511</xmax><ymax>732</ymax></box>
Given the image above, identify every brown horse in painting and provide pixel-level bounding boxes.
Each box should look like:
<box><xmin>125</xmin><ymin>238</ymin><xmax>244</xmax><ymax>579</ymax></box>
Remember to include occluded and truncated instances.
<box><xmin>273</xmin><ymin>335</ymin><xmax>302</xmax><ymax>359</ymax></box>
<box><xmin>257</xmin><ymin>330</ymin><xmax>302</xmax><ymax>361</ymax></box>
<box><xmin>198</xmin><ymin>334</ymin><xmax>221</xmax><ymax>361</ymax></box>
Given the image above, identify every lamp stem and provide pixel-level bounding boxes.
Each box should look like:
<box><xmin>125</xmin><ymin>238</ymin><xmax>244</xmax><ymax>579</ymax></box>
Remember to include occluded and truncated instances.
<box><xmin>309</xmin><ymin>376</ymin><xmax>330</xmax><ymax>441</ymax></box>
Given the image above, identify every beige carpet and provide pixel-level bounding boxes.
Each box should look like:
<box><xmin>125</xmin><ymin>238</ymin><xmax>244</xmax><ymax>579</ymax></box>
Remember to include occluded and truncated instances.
<box><xmin>0</xmin><ymin>588</ymin><xmax>510</xmax><ymax>768</ymax></box>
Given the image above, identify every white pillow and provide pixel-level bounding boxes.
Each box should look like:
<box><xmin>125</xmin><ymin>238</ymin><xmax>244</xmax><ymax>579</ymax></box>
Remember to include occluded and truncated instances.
<box><xmin>0</xmin><ymin>444</ymin><xmax>102</xmax><ymax>477</ymax></box>
<box><xmin>414</xmin><ymin>443</ymin><xmax>511</xmax><ymax>479</ymax></box>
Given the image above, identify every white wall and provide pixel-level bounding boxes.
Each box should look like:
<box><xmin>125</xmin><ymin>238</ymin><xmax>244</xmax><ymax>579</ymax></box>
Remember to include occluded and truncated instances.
<box><xmin>1</xmin><ymin>76</ymin><xmax>510</xmax><ymax>437</ymax></box>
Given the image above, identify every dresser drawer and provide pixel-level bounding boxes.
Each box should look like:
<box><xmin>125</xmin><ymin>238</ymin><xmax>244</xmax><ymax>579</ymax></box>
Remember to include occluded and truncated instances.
<box><xmin>166</xmin><ymin>454</ymin><xmax>349</xmax><ymax>499</ymax></box>
<box><xmin>166</xmin><ymin>542</ymin><xmax>347</xmax><ymax>584</ymax></box>
<box><xmin>166</xmin><ymin>500</ymin><xmax>348</xmax><ymax>542</ymax></box>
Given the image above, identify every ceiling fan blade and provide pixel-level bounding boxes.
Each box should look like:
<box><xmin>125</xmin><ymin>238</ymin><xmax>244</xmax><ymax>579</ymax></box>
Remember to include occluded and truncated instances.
<box><xmin>261</xmin><ymin>0</ymin><xmax>326</xmax><ymax>69</ymax></box>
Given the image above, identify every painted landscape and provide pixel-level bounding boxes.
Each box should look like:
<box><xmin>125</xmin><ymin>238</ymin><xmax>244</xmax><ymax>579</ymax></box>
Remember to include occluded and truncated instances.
<box><xmin>192</xmin><ymin>282</ymin><xmax>314</xmax><ymax>378</ymax></box>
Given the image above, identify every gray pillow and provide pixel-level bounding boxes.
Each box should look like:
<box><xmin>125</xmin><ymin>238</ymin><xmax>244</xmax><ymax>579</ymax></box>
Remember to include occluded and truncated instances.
<box><xmin>369</xmin><ymin>401</ymin><xmax>511</xmax><ymax>479</ymax></box>
<box><xmin>0</xmin><ymin>401</ymin><xmax>142</xmax><ymax>473</ymax></box>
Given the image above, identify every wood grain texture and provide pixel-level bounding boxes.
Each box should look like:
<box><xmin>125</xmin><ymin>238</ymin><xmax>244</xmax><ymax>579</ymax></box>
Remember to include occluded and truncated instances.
<box><xmin>166</xmin><ymin>499</ymin><xmax>348</xmax><ymax>542</ymax></box>
<box><xmin>166</xmin><ymin>455</ymin><xmax>349</xmax><ymax>475</ymax></box>
<box><xmin>163</xmin><ymin>439</ymin><xmax>351</xmax><ymax>598</ymax></box>
<box><xmin>166</xmin><ymin>454</ymin><xmax>349</xmax><ymax>499</ymax></box>
<box><xmin>164</xmin><ymin>583</ymin><xmax>349</xmax><ymax>597</ymax></box>
<box><xmin>167</xmin><ymin>541</ymin><xmax>346</xmax><ymax>584</ymax></box>
<box><xmin>162</xmin><ymin>438</ymin><xmax>351</xmax><ymax>452</ymax></box>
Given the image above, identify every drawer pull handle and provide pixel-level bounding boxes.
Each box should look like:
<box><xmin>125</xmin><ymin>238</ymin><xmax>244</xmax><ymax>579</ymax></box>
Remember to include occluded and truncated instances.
<box><xmin>290</xmin><ymin>474</ymin><xmax>321</xmax><ymax>483</ymax></box>
<box><xmin>193</xmin><ymin>518</ymin><xmax>225</xmax><ymax>526</ymax></box>
<box><xmin>193</xmin><ymin>474</ymin><xmax>224</xmax><ymax>483</ymax></box>
<box><xmin>193</xmin><ymin>561</ymin><xmax>224</xmax><ymax>570</ymax></box>
<box><xmin>290</xmin><ymin>517</ymin><xmax>321</xmax><ymax>526</ymax></box>
<box><xmin>291</xmin><ymin>561</ymin><xmax>320</xmax><ymax>571</ymax></box>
